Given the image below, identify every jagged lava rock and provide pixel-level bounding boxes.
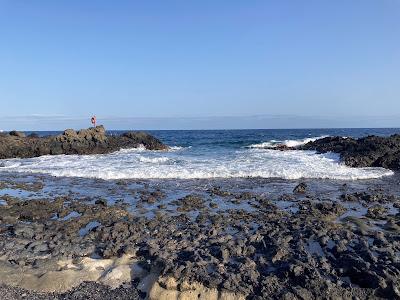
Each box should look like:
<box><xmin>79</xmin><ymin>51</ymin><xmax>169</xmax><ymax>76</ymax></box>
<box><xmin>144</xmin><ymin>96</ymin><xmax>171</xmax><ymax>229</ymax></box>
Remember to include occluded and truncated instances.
<box><xmin>300</xmin><ymin>134</ymin><xmax>400</xmax><ymax>170</ymax></box>
<box><xmin>0</xmin><ymin>126</ymin><xmax>168</xmax><ymax>159</ymax></box>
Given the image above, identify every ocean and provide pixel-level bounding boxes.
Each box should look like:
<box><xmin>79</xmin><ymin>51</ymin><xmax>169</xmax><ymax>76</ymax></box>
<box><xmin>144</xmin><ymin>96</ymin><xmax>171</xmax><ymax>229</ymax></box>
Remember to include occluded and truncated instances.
<box><xmin>1</xmin><ymin>128</ymin><xmax>399</xmax><ymax>180</ymax></box>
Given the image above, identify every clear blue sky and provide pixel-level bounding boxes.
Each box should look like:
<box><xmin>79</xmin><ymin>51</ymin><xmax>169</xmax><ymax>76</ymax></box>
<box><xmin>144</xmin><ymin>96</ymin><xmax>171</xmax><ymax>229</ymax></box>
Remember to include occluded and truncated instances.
<box><xmin>0</xmin><ymin>1</ymin><xmax>399</xmax><ymax>130</ymax></box>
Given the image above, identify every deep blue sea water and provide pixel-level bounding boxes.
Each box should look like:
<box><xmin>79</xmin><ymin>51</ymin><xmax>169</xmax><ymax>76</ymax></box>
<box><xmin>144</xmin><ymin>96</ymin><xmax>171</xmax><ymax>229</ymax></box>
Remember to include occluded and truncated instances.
<box><xmin>146</xmin><ymin>128</ymin><xmax>400</xmax><ymax>149</ymax></box>
<box><xmin>2</xmin><ymin>128</ymin><xmax>399</xmax><ymax>180</ymax></box>
<box><xmin>26</xmin><ymin>128</ymin><xmax>400</xmax><ymax>149</ymax></box>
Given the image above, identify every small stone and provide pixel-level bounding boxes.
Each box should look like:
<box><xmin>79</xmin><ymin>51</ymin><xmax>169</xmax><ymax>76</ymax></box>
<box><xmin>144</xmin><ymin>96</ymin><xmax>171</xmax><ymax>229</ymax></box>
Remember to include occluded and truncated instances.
<box><xmin>293</xmin><ymin>183</ymin><xmax>307</xmax><ymax>194</ymax></box>
<box><xmin>14</xmin><ymin>225</ymin><xmax>35</xmax><ymax>239</ymax></box>
<box><xmin>209</xmin><ymin>202</ymin><xmax>218</xmax><ymax>208</ymax></box>
<box><xmin>95</xmin><ymin>198</ymin><xmax>108</xmax><ymax>206</ymax></box>
<box><xmin>367</xmin><ymin>205</ymin><xmax>388</xmax><ymax>219</ymax></box>
<box><xmin>33</xmin><ymin>243</ymin><xmax>49</xmax><ymax>253</ymax></box>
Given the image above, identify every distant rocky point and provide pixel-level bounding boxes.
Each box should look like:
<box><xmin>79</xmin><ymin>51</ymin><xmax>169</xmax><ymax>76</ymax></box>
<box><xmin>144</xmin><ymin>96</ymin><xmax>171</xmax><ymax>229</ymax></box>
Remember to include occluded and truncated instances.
<box><xmin>0</xmin><ymin>126</ymin><xmax>168</xmax><ymax>159</ymax></box>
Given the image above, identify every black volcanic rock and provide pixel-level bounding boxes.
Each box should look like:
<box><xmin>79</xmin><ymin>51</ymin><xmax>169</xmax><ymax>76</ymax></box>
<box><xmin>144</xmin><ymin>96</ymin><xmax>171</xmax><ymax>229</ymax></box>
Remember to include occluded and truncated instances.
<box><xmin>293</xmin><ymin>182</ymin><xmax>307</xmax><ymax>194</ymax></box>
<box><xmin>300</xmin><ymin>135</ymin><xmax>400</xmax><ymax>170</ymax></box>
<box><xmin>9</xmin><ymin>130</ymin><xmax>26</xmax><ymax>138</ymax></box>
<box><xmin>0</xmin><ymin>126</ymin><xmax>168</xmax><ymax>159</ymax></box>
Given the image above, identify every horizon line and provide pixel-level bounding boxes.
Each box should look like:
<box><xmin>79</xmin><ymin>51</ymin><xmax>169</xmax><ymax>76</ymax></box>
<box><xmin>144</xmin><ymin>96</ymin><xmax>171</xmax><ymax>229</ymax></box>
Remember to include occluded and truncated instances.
<box><xmin>2</xmin><ymin>126</ymin><xmax>400</xmax><ymax>132</ymax></box>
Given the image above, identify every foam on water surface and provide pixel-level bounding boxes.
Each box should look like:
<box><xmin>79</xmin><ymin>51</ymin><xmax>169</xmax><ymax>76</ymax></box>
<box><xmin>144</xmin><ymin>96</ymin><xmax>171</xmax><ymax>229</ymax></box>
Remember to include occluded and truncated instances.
<box><xmin>247</xmin><ymin>135</ymin><xmax>329</xmax><ymax>148</ymax></box>
<box><xmin>0</xmin><ymin>141</ymin><xmax>393</xmax><ymax>180</ymax></box>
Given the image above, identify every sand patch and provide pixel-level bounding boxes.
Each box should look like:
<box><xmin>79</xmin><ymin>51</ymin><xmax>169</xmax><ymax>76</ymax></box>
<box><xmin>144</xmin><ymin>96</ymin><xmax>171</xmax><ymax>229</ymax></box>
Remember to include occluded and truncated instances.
<box><xmin>149</xmin><ymin>276</ymin><xmax>246</xmax><ymax>300</ymax></box>
<box><xmin>0</xmin><ymin>255</ymin><xmax>141</xmax><ymax>292</ymax></box>
<box><xmin>0</xmin><ymin>255</ymin><xmax>244</xmax><ymax>300</ymax></box>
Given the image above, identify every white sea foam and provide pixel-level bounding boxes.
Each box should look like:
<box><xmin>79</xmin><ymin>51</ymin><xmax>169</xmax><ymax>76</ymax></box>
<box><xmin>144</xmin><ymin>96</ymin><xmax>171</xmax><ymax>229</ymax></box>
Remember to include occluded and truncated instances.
<box><xmin>117</xmin><ymin>145</ymin><xmax>189</xmax><ymax>153</ymax></box>
<box><xmin>117</xmin><ymin>145</ymin><xmax>147</xmax><ymax>153</ymax></box>
<box><xmin>0</xmin><ymin>146</ymin><xmax>393</xmax><ymax>180</ymax></box>
<box><xmin>169</xmin><ymin>146</ymin><xmax>191</xmax><ymax>151</ymax></box>
<box><xmin>137</xmin><ymin>155</ymin><xmax>171</xmax><ymax>163</ymax></box>
<box><xmin>248</xmin><ymin>136</ymin><xmax>329</xmax><ymax>148</ymax></box>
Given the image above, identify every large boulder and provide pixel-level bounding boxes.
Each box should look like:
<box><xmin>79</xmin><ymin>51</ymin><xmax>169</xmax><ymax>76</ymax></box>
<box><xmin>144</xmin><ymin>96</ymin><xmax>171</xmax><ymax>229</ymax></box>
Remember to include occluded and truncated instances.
<box><xmin>77</xmin><ymin>126</ymin><xmax>106</xmax><ymax>142</ymax></box>
<box><xmin>63</xmin><ymin>129</ymin><xmax>78</xmax><ymax>137</ymax></box>
<box><xmin>122</xmin><ymin>131</ymin><xmax>167</xmax><ymax>150</ymax></box>
<box><xmin>9</xmin><ymin>131</ymin><xmax>26</xmax><ymax>138</ymax></box>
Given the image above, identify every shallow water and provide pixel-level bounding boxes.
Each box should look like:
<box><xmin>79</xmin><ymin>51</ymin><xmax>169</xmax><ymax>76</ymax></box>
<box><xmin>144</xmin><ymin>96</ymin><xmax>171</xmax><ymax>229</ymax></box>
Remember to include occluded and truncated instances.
<box><xmin>1</xmin><ymin>172</ymin><xmax>399</xmax><ymax>221</ymax></box>
<box><xmin>79</xmin><ymin>221</ymin><xmax>102</xmax><ymax>237</ymax></box>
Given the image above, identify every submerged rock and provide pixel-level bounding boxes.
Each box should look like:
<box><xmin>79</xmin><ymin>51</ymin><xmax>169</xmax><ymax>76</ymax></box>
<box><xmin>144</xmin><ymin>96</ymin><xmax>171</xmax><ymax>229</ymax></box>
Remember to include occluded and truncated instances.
<box><xmin>367</xmin><ymin>205</ymin><xmax>389</xmax><ymax>219</ymax></box>
<box><xmin>0</xmin><ymin>125</ymin><xmax>168</xmax><ymax>159</ymax></box>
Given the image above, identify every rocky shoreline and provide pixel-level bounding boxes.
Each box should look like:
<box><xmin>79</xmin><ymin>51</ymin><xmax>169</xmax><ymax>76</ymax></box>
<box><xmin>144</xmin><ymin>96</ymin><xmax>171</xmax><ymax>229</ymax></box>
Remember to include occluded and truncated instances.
<box><xmin>0</xmin><ymin>126</ymin><xmax>167</xmax><ymax>159</ymax></box>
<box><xmin>300</xmin><ymin>135</ymin><xmax>400</xmax><ymax>170</ymax></box>
<box><xmin>0</xmin><ymin>174</ymin><xmax>399</xmax><ymax>299</ymax></box>
<box><xmin>0</xmin><ymin>132</ymin><xmax>399</xmax><ymax>299</ymax></box>
<box><xmin>259</xmin><ymin>134</ymin><xmax>400</xmax><ymax>171</ymax></box>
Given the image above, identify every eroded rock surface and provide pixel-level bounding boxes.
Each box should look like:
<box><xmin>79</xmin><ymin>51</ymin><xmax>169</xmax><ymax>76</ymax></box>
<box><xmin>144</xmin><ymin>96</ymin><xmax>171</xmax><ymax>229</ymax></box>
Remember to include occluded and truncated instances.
<box><xmin>301</xmin><ymin>135</ymin><xmax>400</xmax><ymax>170</ymax></box>
<box><xmin>0</xmin><ymin>176</ymin><xmax>399</xmax><ymax>299</ymax></box>
<box><xmin>0</xmin><ymin>126</ymin><xmax>167</xmax><ymax>159</ymax></box>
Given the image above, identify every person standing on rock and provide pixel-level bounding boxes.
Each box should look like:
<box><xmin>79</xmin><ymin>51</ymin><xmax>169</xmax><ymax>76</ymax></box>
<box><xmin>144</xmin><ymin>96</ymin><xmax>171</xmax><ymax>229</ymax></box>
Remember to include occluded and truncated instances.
<box><xmin>91</xmin><ymin>115</ymin><xmax>97</xmax><ymax>127</ymax></box>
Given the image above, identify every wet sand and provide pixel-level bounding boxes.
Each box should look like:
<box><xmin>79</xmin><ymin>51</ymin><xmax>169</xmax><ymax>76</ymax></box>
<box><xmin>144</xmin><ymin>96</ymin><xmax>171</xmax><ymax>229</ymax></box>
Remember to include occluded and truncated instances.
<box><xmin>0</xmin><ymin>172</ymin><xmax>399</xmax><ymax>299</ymax></box>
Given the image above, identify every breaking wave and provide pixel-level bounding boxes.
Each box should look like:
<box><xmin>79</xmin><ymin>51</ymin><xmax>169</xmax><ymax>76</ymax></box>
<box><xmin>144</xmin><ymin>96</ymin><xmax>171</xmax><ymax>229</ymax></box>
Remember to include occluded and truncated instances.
<box><xmin>248</xmin><ymin>136</ymin><xmax>329</xmax><ymax>149</ymax></box>
<box><xmin>0</xmin><ymin>146</ymin><xmax>393</xmax><ymax>180</ymax></box>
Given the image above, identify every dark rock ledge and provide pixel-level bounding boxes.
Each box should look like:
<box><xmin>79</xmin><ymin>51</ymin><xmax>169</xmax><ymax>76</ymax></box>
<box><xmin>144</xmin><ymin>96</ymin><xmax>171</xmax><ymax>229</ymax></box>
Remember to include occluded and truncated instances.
<box><xmin>0</xmin><ymin>126</ymin><xmax>167</xmax><ymax>159</ymax></box>
<box><xmin>300</xmin><ymin>135</ymin><xmax>400</xmax><ymax>170</ymax></box>
<box><xmin>261</xmin><ymin>134</ymin><xmax>400</xmax><ymax>170</ymax></box>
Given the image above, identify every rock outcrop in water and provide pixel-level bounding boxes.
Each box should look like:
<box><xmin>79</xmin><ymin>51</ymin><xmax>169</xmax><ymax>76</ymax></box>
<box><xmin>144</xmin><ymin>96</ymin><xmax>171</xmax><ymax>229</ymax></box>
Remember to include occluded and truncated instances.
<box><xmin>300</xmin><ymin>135</ymin><xmax>400</xmax><ymax>170</ymax></box>
<box><xmin>0</xmin><ymin>126</ymin><xmax>167</xmax><ymax>159</ymax></box>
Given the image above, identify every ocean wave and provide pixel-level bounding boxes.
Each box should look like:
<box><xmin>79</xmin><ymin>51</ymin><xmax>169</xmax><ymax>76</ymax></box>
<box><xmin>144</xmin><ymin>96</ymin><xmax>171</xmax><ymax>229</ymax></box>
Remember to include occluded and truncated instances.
<box><xmin>169</xmin><ymin>146</ymin><xmax>192</xmax><ymax>151</ymax></box>
<box><xmin>116</xmin><ymin>145</ymin><xmax>147</xmax><ymax>153</ymax></box>
<box><xmin>137</xmin><ymin>155</ymin><xmax>171</xmax><ymax>163</ymax></box>
<box><xmin>248</xmin><ymin>136</ymin><xmax>329</xmax><ymax>149</ymax></box>
<box><xmin>116</xmin><ymin>145</ymin><xmax>190</xmax><ymax>153</ymax></box>
<box><xmin>0</xmin><ymin>161</ymin><xmax>22</xmax><ymax>168</ymax></box>
<box><xmin>0</xmin><ymin>148</ymin><xmax>392</xmax><ymax>180</ymax></box>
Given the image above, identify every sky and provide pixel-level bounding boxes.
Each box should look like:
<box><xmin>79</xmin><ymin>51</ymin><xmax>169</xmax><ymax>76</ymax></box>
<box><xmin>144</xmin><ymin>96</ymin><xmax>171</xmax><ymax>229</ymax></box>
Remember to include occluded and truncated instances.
<box><xmin>0</xmin><ymin>0</ymin><xmax>399</xmax><ymax>130</ymax></box>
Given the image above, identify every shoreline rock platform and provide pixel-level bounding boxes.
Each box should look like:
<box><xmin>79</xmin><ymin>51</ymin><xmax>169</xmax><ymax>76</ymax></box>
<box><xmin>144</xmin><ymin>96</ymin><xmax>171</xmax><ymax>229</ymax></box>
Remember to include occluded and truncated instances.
<box><xmin>0</xmin><ymin>126</ymin><xmax>167</xmax><ymax>159</ymax></box>
<box><xmin>0</xmin><ymin>173</ymin><xmax>399</xmax><ymax>299</ymax></box>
